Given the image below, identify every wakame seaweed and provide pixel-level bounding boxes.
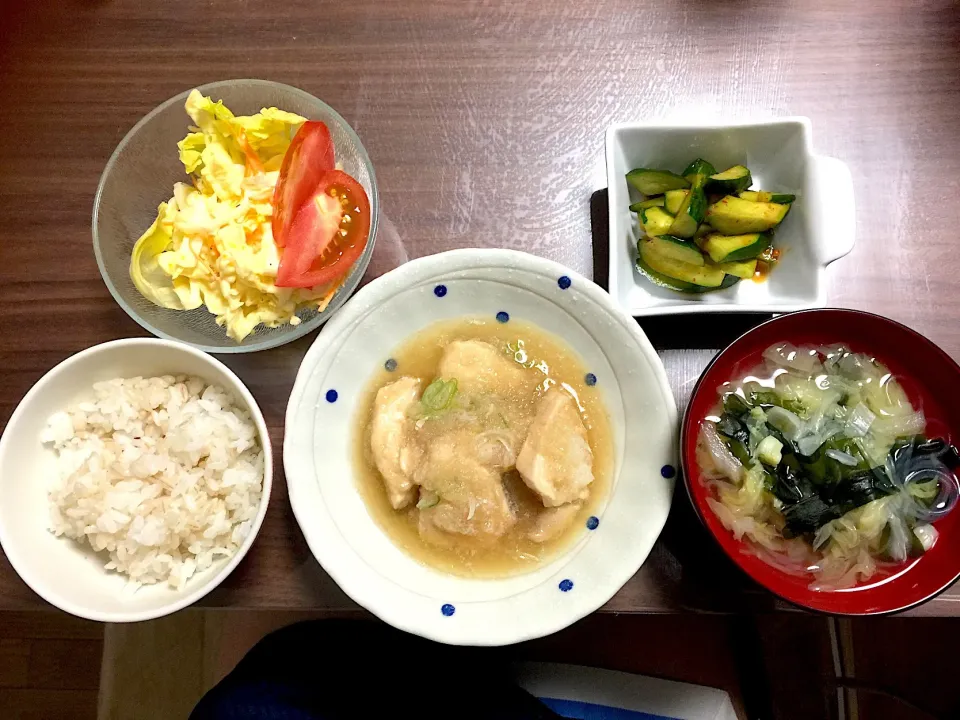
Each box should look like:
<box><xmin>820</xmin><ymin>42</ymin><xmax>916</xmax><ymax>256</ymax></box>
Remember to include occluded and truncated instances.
<box><xmin>713</xmin><ymin>392</ymin><xmax>957</xmax><ymax>536</ymax></box>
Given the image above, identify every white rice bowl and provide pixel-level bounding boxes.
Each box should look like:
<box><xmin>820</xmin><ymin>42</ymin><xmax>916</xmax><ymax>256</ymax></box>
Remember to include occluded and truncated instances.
<box><xmin>42</xmin><ymin>375</ymin><xmax>264</xmax><ymax>590</ymax></box>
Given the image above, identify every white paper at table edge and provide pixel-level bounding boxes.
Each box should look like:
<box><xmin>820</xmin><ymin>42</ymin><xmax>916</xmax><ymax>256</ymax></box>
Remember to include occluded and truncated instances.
<box><xmin>513</xmin><ymin>662</ymin><xmax>738</xmax><ymax>720</ymax></box>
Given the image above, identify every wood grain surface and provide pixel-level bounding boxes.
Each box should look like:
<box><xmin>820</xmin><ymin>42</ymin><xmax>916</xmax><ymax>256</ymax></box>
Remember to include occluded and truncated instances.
<box><xmin>1</xmin><ymin>0</ymin><xmax>960</xmax><ymax>616</ymax></box>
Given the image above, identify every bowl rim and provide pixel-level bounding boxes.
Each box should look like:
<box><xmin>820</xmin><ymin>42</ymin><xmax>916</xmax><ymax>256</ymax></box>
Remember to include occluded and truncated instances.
<box><xmin>92</xmin><ymin>78</ymin><xmax>380</xmax><ymax>354</ymax></box>
<box><xmin>679</xmin><ymin>307</ymin><xmax>960</xmax><ymax>616</ymax></box>
<box><xmin>606</xmin><ymin>116</ymin><xmax>815</xmax><ymax>132</ymax></box>
<box><xmin>284</xmin><ymin>247</ymin><xmax>678</xmax><ymax>645</ymax></box>
<box><xmin>0</xmin><ymin>337</ymin><xmax>274</xmax><ymax>622</ymax></box>
<box><xmin>604</xmin><ymin>116</ymin><xmax>851</xmax><ymax>316</ymax></box>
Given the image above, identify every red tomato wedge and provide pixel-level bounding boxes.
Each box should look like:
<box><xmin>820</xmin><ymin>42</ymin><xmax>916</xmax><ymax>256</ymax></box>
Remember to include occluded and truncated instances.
<box><xmin>271</xmin><ymin>121</ymin><xmax>335</xmax><ymax>248</ymax></box>
<box><xmin>275</xmin><ymin>170</ymin><xmax>371</xmax><ymax>289</ymax></box>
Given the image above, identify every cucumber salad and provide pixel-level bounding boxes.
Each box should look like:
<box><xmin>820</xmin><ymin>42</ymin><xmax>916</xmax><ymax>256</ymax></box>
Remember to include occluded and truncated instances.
<box><xmin>697</xmin><ymin>342</ymin><xmax>960</xmax><ymax>590</ymax></box>
<box><xmin>626</xmin><ymin>159</ymin><xmax>794</xmax><ymax>293</ymax></box>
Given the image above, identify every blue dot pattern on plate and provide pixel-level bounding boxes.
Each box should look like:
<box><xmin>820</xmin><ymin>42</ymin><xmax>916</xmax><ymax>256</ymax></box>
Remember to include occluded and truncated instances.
<box><xmin>325</xmin><ymin>389</ymin><xmax>338</xmax><ymax>403</ymax></box>
<box><xmin>661</xmin><ymin>464</ymin><xmax>676</xmax><ymax>479</ymax></box>
<box><xmin>586</xmin><ymin>516</ymin><xmax>599</xmax><ymax>530</ymax></box>
<box><xmin>496</xmin><ymin>311</ymin><xmax>510</xmax><ymax>323</ymax></box>
<box><xmin>434</xmin><ymin>284</ymin><xmax>447</xmax><ymax>297</ymax></box>
<box><xmin>441</xmin><ymin>604</ymin><xmax>456</xmax><ymax>617</ymax></box>
<box><xmin>559</xmin><ymin>579</ymin><xmax>574</xmax><ymax>592</ymax></box>
<box><xmin>585</xmin><ymin>373</ymin><xmax>597</xmax><ymax>386</ymax></box>
<box><xmin>384</xmin><ymin>358</ymin><xmax>397</xmax><ymax>372</ymax></box>
<box><xmin>558</xmin><ymin>275</ymin><xmax>572</xmax><ymax>290</ymax></box>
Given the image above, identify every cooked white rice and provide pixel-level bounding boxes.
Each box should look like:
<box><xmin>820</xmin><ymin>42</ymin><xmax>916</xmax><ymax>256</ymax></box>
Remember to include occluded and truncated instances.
<box><xmin>41</xmin><ymin>375</ymin><xmax>264</xmax><ymax>590</ymax></box>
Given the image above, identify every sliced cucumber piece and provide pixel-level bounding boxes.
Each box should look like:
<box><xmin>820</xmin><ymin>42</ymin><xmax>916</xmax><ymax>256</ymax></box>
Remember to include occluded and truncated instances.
<box><xmin>668</xmin><ymin>186</ymin><xmax>706</xmax><ymax>237</ymax></box>
<box><xmin>646</xmin><ymin>235</ymin><xmax>705</xmax><ymax>266</ymax></box>
<box><xmin>707</xmin><ymin>165</ymin><xmax>753</xmax><ymax>194</ymax></box>
<box><xmin>626</xmin><ymin>169</ymin><xmax>690</xmax><ymax>195</ymax></box>
<box><xmin>636</xmin><ymin>255</ymin><xmax>705</xmax><ymax>293</ymax></box>
<box><xmin>688</xmin><ymin>187</ymin><xmax>707</xmax><ymax>222</ymax></box>
<box><xmin>640</xmin><ymin>207</ymin><xmax>674</xmax><ymax>236</ymax></box>
<box><xmin>668</xmin><ymin>212</ymin><xmax>698</xmax><ymax>238</ymax></box>
<box><xmin>636</xmin><ymin>256</ymin><xmax>739</xmax><ymax>294</ymax></box>
<box><xmin>629</xmin><ymin>196</ymin><xmax>665</xmax><ymax>212</ymax></box>
<box><xmin>682</xmin><ymin>158</ymin><xmax>717</xmax><ymax>185</ymax></box>
<box><xmin>639</xmin><ymin>238</ymin><xmax>725</xmax><ymax>287</ymax></box>
<box><xmin>702</xmin><ymin>233</ymin><xmax>771</xmax><ymax>263</ymax></box>
<box><xmin>719</xmin><ymin>258</ymin><xmax>758</xmax><ymax>279</ymax></box>
<box><xmin>664</xmin><ymin>189</ymin><xmax>689</xmax><ymax>215</ymax></box>
<box><xmin>739</xmin><ymin>190</ymin><xmax>797</xmax><ymax>204</ymax></box>
<box><xmin>706</xmin><ymin>196</ymin><xmax>790</xmax><ymax>234</ymax></box>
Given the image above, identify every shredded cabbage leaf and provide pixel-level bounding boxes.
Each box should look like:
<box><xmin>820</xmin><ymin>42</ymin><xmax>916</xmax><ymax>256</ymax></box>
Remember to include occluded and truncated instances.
<box><xmin>129</xmin><ymin>202</ymin><xmax>195</xmax><ymax>311</ymax></box>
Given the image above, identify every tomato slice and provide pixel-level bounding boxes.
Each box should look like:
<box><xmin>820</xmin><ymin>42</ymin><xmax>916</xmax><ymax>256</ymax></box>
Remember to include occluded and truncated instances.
<box><xmin>275</xmin><ymin>170</ymin><xmax>371</xmax><ymax>289</ymax></box>
<box><xmin>271</xmin><ymin>121</ymin><xmax>335</xmax><ymax>248</ymax></box>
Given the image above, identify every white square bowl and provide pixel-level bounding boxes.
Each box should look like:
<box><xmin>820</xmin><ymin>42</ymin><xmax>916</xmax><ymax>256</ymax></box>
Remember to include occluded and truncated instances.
<box><xmin>605</xmin><ymin>118</ymin><xmax>855</xmax><ymax>315</ymax></box>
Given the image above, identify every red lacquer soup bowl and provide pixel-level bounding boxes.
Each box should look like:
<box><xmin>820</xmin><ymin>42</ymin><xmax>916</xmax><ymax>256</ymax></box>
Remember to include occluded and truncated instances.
<box><xmin>681</xmin><ymin>309</ymin><xmax>960</xmax><ymax>615</ymax></box>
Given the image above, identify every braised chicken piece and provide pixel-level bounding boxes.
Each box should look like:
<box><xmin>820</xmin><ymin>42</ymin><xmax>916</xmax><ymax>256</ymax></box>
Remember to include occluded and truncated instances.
<box><xmin>526</xmin><ymin>502</ymin><xmax>582</xmax><ymax>543</ymax></box>
<box><xmin>370</xmin><ymin>377</ymin><xmax>423</xmax><ymax>509</ymax></box>
<box><xmin>437</xmin><ymin>339</ymin><xmax>532</xmax><ymax>397</ymax></box>
<box><xmin>416</xmin><ymin>431</ymin><xmax>517</xmax><ymax>545</ymax></box>
<box><xmin>516</xmin><ymin>389</ymin><xmax>594</xmax><ymax>507</ymax></box>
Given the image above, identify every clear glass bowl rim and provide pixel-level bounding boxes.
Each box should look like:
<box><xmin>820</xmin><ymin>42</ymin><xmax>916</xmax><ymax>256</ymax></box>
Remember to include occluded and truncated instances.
<box><xmin>91</xmin><ymin>78</ymin><xmax>380</xmax><ymax>354</ymax></box>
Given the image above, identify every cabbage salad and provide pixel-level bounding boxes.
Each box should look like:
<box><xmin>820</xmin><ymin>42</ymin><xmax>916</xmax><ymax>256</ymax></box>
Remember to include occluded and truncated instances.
<box><xmin>130</xmin><ymin>91</ymin><xmax>341</xmax><ymax>341</ymax></box>
<box><xmin>698</xmin><ymin>342</ymin><xmax>960</xmax><ymax>589</ymax></box>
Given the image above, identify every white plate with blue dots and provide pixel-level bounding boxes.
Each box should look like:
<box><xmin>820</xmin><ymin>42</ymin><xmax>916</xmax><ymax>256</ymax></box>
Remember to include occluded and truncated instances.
<box><xmin>284</xmin><ymin>248</ymin><xmax>677</xmax><ymax>646</ymax></box>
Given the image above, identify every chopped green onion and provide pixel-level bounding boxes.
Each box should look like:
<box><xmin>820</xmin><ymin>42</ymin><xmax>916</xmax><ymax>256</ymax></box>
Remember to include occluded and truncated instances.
<box><xmin>417</xmin><ymin>490</ymin><xmax>440</xmax><ymax>510</ymax></box>
<box><xmin>420</xmin><ymin>378</ymin><xmax>458</xmax><ymax>416</ymax></box>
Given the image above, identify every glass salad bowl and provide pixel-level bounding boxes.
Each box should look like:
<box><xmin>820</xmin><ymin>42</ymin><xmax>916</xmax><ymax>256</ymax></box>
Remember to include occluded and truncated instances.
<box><xmin>93</xmin><ymin>79</ymin><xmax>379</xmax><ymax>353</ymax></box>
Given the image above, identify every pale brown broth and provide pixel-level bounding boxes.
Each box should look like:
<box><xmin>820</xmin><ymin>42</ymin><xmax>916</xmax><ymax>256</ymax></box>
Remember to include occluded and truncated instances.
<box><xmin>352</xmin><ymin>316</ymin><xmax>613</xmax><ymax>577</ymax></box>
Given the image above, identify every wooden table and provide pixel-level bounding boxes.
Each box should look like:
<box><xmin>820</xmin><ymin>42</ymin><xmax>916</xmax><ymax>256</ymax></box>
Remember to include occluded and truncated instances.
<box><xmin>2</xmin><ymin>0</ymin><xmax>959</xmax><ymax>617</ymax></box>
